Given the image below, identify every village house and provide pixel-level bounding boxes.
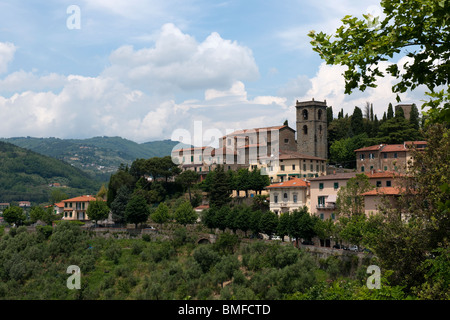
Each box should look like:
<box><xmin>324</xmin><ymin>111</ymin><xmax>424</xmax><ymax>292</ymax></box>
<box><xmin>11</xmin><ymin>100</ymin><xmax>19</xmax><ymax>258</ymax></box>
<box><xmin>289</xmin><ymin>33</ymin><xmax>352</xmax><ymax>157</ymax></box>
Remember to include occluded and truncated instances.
<box><xmin>354</xmin><ymin>141</ymin><xmax>427</xmax><ymax>173</ymax></box>
<box><xmin>62</xmin><ymin>195</ymin><xmax>102</xmax><ymax>221</ymax></box>
<box><xmin>265</xmin><ymin>177</ymin><xmax>310</xmax><ymax>215</ymax></box>
<box><xmin>308</xmin><ymin>171</ymin><xmax>403</xmax><ymax>220</ymax></box>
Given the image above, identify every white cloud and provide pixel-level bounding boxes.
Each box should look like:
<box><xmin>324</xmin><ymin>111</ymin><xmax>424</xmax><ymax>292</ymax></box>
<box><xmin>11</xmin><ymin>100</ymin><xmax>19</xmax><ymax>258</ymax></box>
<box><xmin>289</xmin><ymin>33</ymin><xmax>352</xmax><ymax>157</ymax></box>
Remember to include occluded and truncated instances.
<box><xmin>0</xmin><ymin>42</ymin><xmax>16</xmax><ymax>74</ymax></box>
<box><xmin>102</xmin><ymin>23</ymin><xmax>259</xmax><ymax>93</ymax></box>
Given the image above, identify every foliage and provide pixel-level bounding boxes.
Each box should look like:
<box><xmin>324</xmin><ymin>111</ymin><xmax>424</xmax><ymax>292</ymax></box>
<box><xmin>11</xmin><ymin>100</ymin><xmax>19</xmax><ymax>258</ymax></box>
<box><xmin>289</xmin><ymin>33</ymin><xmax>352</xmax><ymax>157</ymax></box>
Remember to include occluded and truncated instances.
<box><xmin>150</xmin><ymin>202</ymin><xmax>171</xmax><ymax>225</ymax></box>
<box><xmin>174</xmin><ymin>201</ymin><xmax>197</xmax><ymax>226</ymax></box>
<box><xmin>336</xmin><ymin>174</ymin><xmax>372</xmax><ymax>217</ymax></box>
<box><xmin>309</xmin><ymin>0</ymin><xmax>450</xmax><ymax>124</ymax></box>
<box><xmin>86</xmin><ymin>200</ymin><xmax>110</xmax><ymax>224</ymax></box>
<box><xmin>208</xmin><ymin>165</ymin><xmax>232</xmax><ymax>208</ymax></box>
<box><xmin>0</xmin><ymin>141</ymin><xmax>100</xmax><ymax>203</ymax></box>
<box><xmin>2</xmin><ymin>206</ymin><xmax>26</xmax><ymax>226</ymax></box>
<box><xmin>125</xmin><ymin>194</ymin><xmax>150</xmax><ymax>228</ymax></box>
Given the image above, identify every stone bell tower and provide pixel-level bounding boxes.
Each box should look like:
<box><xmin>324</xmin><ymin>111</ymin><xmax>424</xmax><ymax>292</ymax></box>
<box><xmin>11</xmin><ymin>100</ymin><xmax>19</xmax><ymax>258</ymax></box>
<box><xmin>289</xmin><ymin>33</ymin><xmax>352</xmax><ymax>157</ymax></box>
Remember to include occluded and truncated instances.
<box><xmin>296</xmin><ymin>99</ymin><xmax>328</xmax><ymax>159</ymax></box>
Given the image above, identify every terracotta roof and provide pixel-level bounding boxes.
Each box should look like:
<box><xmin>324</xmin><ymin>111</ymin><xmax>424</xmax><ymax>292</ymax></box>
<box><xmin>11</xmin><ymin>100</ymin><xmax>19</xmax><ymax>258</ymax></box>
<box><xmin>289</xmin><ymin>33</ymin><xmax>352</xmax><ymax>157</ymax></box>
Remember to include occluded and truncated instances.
<box><xmin>223</xmin><ymin>125</ymin><xmax>293</xmax><ymax>138</ymax></box>
<box><xmin>55</xmin><ymin>201</ymin><xmax>65</xmax><ymax>208</ymax></box>
<box><xmin>62</xmin><ymin>195</ymin><xmax>99</xmax><ymax>203</ymax></box>
<box><xmin>362</xmin><ymin>187</ymin><xmax>403</xmax><ymax>196</ymax></box>
<box><xmin>266</xmin><ymin>177</ymin><xmax>309</xmax><ymax>189</ymax></box>
<box><xmin>309</xmin><ymin>172</ymin><xmax>357</xmax><ymax>181</ymax></box>
<box><xmin>381</xmin><ymin>144</ymin><xmax>408</xmax><ymax>152</ymax></box>
<box><xmin>354</xmin><ymin>144</ymin><xmax>385</xmax><ymax>152</ymax></box>
<box><xmin>172</xmin><ymin>146</ymin><xmax>207</xmax><ymax>153</ymax></box>
<box><xmin>365</xmin><ymin>171</ymin><xmax>404</xmax><ymax>178</ymax></box>
<box><xmin>195</xmin><ymin>205</ymin><xmax>210</xmax><ymax>210</ymax></box>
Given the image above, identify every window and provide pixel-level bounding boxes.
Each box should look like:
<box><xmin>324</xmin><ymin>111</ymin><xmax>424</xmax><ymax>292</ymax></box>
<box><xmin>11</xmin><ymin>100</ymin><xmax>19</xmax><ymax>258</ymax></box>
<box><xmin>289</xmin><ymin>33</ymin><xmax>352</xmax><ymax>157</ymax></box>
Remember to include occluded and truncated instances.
<box><xmin>331</xmin><ymin>213</ymin><xmax>335</xmax><ymax>220</ymax></box>
<box><xmin>199</xmin><ymin>155</ymin><xmax>202</xmax><ymax>161</ymax></box>
<box><xmin>274</xmin><ymin>195</ymin><xmax>278</xmax><ymax>203</ymax></box>
<box><xmin>316</xmin><ymin>165</ymin><xmax>319</xmax><ymax>172</ymax></box>
<box><xmin>227</xmin><ymin>139</ymin><xmax>231</xmax><ymax>145</ymax></box>
<box><xmin>320</xmin><ymin>213</ymin><xmax>324</xmax><ymax>220</ymax></box>
<box><xmin>303</xmin><ymin>164</ymin><xmax>306</xmax><ymax>171</ymax></box>
<box><xmin>394</xmin><ymin>153</ymin><xmax>398</xmax><ymax>158</ymax></box>
<box><xmin>334</xmin><ymin>182</ymin><xmax>339</xmax><ymax>190</ymax></box>
<box><xmin>319</xmin><ymin>125</ymin><xmax>322</xmax><ymax>134</ymax></box>
<box><xmin>292</xmin><ymin>164</ymin><xmax>295</xmax><ymax>170</ymax></box>
<box><xmin>318</xmin><ymin>196</ymin><xmax>325</xmax><ymax>207</ymax></box>
<box><xmin>361</xmin><ymin>166</ymin><xmax>365</xmax><ymax>172</ymax></box>
<box><xmin>369</xmin><ymin>153</ymin><xmax>375</xmax><ymax>159</ymax></box>
<box><xmin>370</xmin><ymin>166</ymin><xmax>374</xmax><ymax>171</ymax></box>
<box><xmin>376</xmin><ymin>181</ymin><xmax>382</xmax><ymax>187</ymax></box>
<box><xmin>65</xmin><ymin>203</ymin><xmax>68</xmax><ymax>208</ymax></box>
<box><xmin>284</xmin><ymin>138</ymin><xmax>289</xmax><ymax>144</ymax></box>
<box><xmin>310</xmin><ymin>164</ymin><xmax>313</xmax><ymax>171</ymax></box>
<box><xmin>302</xmin><ymin>109</ymin><xmax>308</xmax><ymax>120</ymax></box>
<box><xmin>322</xmin><ymin>165</ymin><xmax>324</xmax><ymax>172</ymax></box>
<box><xmin>293</xmin><ymin>194</ymin><xmax>298</xmax><ymax>203</ymax></box>
<box><xmin>199</xmin><ymin>167</ymin><xmax>202</xmax><ymax>172</ymax></box>
<box><xmin>318</xmin><ymin>109</ymin><xmax>322</xmax><ymax>120</ymax></box>
<box><xmin>386</xmin><ymin>180</ymin><xmax>392</xmax><ymax>187</ymax></box>
<box><xmin>360</xmin><ymin>154</ymin><xmax>365</xmax><ymax>160</ymax></box>
<box><xmin>303</xmin><ymin>125</ymin><xmax>308</xmax><ymax>135</ymax></box>
<box><xmin>283</xmin><ymin>193</ymin><xmax>288</xmax><ymax>201</ymax></box>
<box><xmin>319</xmin><ymin>183</ymin><xmax>324</xmax><ymax>190</ymax></box>
<box><xmin>191</xmin><ymin>155</ymin><xmax>194</xmax><ymax>162</ymax></box>
<box><xmin>383</xmin><ymin>153</ymin><xmax>387</xmax><ymax>158</ymax></box>
<box><xmin>280</xmin><ymin>165</ymin><xmax>285</xmax><ymax>171</ymax></box>
<box><xmin>384</xmin><ymin>166</ymin><xmax>388</xmax><ymax>171</ymax></box>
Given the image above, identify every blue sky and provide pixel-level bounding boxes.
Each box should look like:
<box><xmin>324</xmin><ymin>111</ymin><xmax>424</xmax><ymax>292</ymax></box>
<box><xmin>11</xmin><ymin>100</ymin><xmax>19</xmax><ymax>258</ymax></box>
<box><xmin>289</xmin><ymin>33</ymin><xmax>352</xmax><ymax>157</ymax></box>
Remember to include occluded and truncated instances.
<box><xmin>0</xmin><ymin>0</ymin><xmax>423</xmax><ymax>143</ymax></box>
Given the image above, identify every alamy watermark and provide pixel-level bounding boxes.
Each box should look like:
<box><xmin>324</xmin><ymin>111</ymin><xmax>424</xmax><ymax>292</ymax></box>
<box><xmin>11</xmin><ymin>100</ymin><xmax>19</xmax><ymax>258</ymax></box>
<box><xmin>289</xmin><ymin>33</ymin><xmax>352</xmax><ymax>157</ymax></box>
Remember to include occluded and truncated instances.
<box><xmin>66</xmin><ymin>5</ymin><xmax>81</xmax><ymax>30</ymax></box>
<box><xmin>366</xmin><ymin>265</ymin><xmax>381</xmax><ymax>289</ymax></box>
<box><xmin>67</xmin><ymin>265</ymin><xmax>81</xmax><ymax>290</ymax></box>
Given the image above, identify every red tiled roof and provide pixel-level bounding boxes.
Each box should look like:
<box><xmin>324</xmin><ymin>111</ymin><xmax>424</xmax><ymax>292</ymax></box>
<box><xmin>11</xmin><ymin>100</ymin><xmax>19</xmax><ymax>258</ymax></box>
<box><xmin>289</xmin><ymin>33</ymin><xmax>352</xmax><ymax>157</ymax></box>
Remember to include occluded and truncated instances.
<box><xmin>354</xmin><ymin>144</ymin><xmax>385</xmax><ymax>152</ymax></box>
<box><xmin>362</xmin><ymin>187</ymin><xmax>404</xmax><ymax>196</ymax></box>
<box><xmin>366</xmin><ymin>171</ymin><xmax>404</xmax><ymax>178</ymax></box>
<box><xmin>223</xmin><ymin>125</ymin><xmax>292</xmax><ymax>138</ymax></box>
<box><xmin>266</xmin><ymin>177</ymin><xmax>309</xmax><ymax>189</ymax></box>
<box><xmin>278</xmin><ymin>150</ymin><xmax>327</xmax><ymax>161</ymax></box>
<box><xmin>172</xmin><ymin>146</ymin><xmax>207</xmax><ymax>153</ymax></box>
<box><xmin>381</xmin><ymin>144</ymin><xmax>407</xmax><ymax>152</ymax></box>
<box><xmin>62</xmin><ymin>195</ymin><xmax>99</xmax><ymax>203</ymax></box>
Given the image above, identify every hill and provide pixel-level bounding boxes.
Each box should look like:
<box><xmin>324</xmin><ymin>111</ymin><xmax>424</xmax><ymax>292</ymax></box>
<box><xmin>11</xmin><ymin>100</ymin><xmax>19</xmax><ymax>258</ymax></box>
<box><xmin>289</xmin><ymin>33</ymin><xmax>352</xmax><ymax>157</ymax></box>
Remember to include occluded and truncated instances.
<box><xmin>0</xmin><ymin>141</ymin><xmax>101</xmax><ymax>204</ymax></box>
<box><xmin>0</xmin><ymin>137</ymin><xmax>189</xmax><ymax>182</ymax></box>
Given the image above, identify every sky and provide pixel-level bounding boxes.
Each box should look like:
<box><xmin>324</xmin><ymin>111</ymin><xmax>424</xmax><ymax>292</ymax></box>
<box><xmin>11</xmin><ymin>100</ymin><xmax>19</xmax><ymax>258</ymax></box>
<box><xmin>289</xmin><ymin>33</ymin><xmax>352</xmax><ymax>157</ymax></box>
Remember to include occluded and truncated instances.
<box><xmin>0</xmin><ymin>0</ymin><xmax>425</xmax><ymax>145</ymax></box>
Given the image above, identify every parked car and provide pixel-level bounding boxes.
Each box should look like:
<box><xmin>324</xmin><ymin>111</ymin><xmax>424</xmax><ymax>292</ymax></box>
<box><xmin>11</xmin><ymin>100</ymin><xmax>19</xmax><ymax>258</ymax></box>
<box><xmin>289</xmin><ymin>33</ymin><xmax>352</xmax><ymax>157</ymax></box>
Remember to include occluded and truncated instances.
<box><xmin>342</xmin><ymin>245</ymin><xmax>349</xmax><ymax>250</ymax></box>
<box><xmin>332</xmin><ymin>244</ymin><xmax>342</xmax><ymax>249</ymax></box>
<box><xmin>271</xmin><ymin>235</ymin><xmax>282</xmax><ymax>241</ymax></box>
<box><xmin>302</xmin><ymin>240</ymin><xmax>314</xmax><ymax>245</ymax></box>
<box><xmin>349</xmin><ymin>245</ymin><xmax>359</xmax><ymax>252</ymax></box>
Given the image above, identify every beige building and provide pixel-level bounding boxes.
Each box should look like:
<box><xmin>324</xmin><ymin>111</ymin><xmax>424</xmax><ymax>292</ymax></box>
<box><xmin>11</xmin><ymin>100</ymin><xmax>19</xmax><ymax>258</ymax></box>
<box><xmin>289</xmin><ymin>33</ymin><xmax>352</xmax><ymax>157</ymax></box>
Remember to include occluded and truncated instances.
<box><xmin>362</xmin><ymin>187</ymin><xmax>403</xmax><ymax>216</ymax></box>
<box><xmin>309</xmin><ymin>171</ymin><xmax>403</xmax><ymax>220</ymax></box>
<box><xmin>255</xmin><ymin>150</ymin><xmax>327</xmax><ymax>184</ymax></box>
<box><xmin>354</xmin><ymin>141</ymin><xmax>427</xmax><ymax>173</ymax></box>
<box><xmin>266</xmin><ymin>177</ymin><xmax>310</xmax><ymax>215</ymax></box>
<box><xmin>62</xmin><ymin>195</ymin><xmax>102</xmax><ymax>221</ymax></box>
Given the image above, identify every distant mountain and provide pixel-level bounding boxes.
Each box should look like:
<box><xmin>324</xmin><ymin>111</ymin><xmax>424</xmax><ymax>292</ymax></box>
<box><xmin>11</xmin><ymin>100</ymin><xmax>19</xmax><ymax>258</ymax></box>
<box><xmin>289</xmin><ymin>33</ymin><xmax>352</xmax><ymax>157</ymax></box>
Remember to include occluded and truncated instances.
<box><xmin>0</xmin><ymin>141</ymin><xmax>101</xmax><ymax>204</ymax></box>
<box><xmin>0</xmin><ymin>137</ymin><xmax>190</xmax><ymax>182</ymax></box>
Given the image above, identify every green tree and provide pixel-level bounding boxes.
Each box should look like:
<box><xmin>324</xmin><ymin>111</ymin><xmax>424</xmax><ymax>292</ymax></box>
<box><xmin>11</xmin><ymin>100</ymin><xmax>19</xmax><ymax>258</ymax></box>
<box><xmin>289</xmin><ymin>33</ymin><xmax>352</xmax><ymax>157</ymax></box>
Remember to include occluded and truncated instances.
<box><xmin>290</xmin><ymin>207</ymin><xmax>316</xmax><ymax>243</ymax></box>
<box><xmin>174</xmin><ymin>201</ymin><xmax>197</xmax><ymax>226</ymax></box>
<box><xmin>110</xmin><ymin>185</ymin><xmax>130</xmax><ymax>225</ymax></box>
<box><xmin>387</xmin><ymin>103</ymin><xmax>394</xmax><ymax>120</ymax></box>
<box><xmin>308</xmin><ymin>0</ymin><xmax>450</xmax><ymax>124</ymax></box>
<box><xmin>409</xmin><ymin>103</ymin><xmax>420</xmax><ymax>131</ymax></box>
<box><xmin>259</xmin><ymin>211</ymin><xmax>278</xmax><ymax>239</ymax></box>
<box><xmin>125</xmin><ymin>193</ymin><xmax>151</xmax><ymax>228</ymax></box>
<box><xmin>351</xmin><ymin>106</ymin><xmax>364</xmax><ymax>136</ymax></box>
<box><xmin>86</xmin><ymin>199</ymin><xmax>110</xmax><ymax>226</ymax></box>
<box><xmin>3</xmin><ymin>206</ymin><xmax>26</xmax><ymax>226</ymax></box>
<box><xmin>151</xmin><ymin>202</ymin><xmax>171</xmax><ymax>226</ymax></box>
<box><xmin>234</xmin><ymin>206</ymin><xmax>252</xmax><ymax>236</ymax></box>
<box><xmin>277</xmin><ymin>212</ymin><xmax>291</xmax><ymax>242</ymax></box>
<box><xmin>208</xmin><ymin>165</ymin><xmax>231</xmax><ymax>208</ymax></box>
<box><xmin>49</xmin><ymin>189</ymin><xmax>68</xmax><ymax>204</ymax></box>
<box><xmin>176</xmin><ymin>170</ymin><xmax>199</xmax><ymax>204</ymax></box>
<box><xmin>29</xmin><ymin>206</ymin><xmax>45</xmax><ymax>223</ymax></box>
<box><xmin>336</xmin><ymin>174</ymin><xmax>372</xmax><ymax>217</ymax></box>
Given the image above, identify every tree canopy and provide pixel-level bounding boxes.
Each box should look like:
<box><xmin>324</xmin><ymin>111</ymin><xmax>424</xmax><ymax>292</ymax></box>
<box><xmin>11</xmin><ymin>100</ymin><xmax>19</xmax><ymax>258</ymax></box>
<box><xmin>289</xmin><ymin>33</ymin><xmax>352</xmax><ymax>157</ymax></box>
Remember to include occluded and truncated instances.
<box><xmin>309</xmin><ymin>0</ymin><xmax>450</xmax><ymax>124</ymax></box>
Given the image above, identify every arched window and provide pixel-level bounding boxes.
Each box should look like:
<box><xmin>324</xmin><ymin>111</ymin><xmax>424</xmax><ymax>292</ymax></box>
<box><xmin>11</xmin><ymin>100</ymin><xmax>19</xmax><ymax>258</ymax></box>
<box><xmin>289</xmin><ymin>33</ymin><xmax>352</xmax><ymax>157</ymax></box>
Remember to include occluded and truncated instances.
<box><xmin>318</xmin><ymin>109</ymin><xmax>322</xmax><ymax>120</ymax></box>
<box><xmin>303</xmin><ymin>125</ymin><xmax>308</xmax><ymax>135</ymax></box>
<box><xmin>302</xmin><ymin>109</ymin><xmax>308</xmax><ymax>120</ymax></box>
<box><xmin>319</xmin><ymin>125</ymin><xmax>322</xmax><ymax>134</ymax></box>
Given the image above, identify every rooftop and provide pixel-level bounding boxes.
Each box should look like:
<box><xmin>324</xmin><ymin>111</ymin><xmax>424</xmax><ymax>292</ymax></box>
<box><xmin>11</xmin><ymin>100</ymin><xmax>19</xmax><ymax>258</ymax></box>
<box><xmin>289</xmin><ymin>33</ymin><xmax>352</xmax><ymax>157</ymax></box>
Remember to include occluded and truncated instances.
<box><xmin>223</xmin><ymin>125</ymin><xmax>294</xmax><ymax>138</ymax></box>
<box><xmin>266</xmin><ymin>177</ymin><xmax>309</xmax><ymax>189</ymax></box>
<box><xmin>62</xmin><ymin>195</ymin><xmax>100</xmax><ymax>203</ymax></box>
<box><xmin>362</xmin><ymin>187</ymin><xmax>404</xmax><ymax>196</ymax></box>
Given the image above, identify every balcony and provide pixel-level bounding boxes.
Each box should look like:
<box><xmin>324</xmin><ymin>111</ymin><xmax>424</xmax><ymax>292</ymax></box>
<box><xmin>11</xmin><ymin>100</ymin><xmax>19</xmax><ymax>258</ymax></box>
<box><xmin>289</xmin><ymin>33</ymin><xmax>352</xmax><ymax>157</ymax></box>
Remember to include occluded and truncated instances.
<box><xmin>316</xmin><ymin>203</ymin><xmax>336</xmax><ymax>210</ymax></box>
